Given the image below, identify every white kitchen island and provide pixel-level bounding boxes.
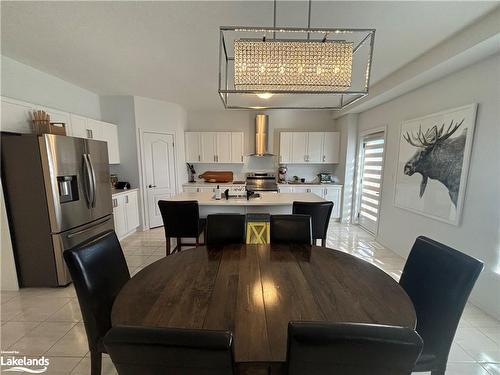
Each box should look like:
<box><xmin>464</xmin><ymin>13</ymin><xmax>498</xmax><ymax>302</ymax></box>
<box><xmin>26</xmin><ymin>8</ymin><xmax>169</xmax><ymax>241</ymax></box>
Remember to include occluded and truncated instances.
<box><xmin>166</xmin><ymin>192</ymin><xmax>325</xmax><ymax>217</ymax></box>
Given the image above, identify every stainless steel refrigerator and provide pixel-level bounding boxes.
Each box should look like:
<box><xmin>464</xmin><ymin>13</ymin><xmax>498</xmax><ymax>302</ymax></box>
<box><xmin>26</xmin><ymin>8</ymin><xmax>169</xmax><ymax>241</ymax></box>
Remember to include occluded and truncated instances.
<box><xmin>1</xmin><ymin>133</ymin><xmax>113</xmax><ymax>287</ymax></box>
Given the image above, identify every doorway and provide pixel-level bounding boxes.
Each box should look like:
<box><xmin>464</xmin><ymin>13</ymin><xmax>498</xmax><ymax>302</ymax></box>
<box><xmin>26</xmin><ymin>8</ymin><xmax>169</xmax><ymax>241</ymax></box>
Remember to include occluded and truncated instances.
<box><xmin>141</xmin><ymin>131</ymin><xmax>177</xmax><ymax>228</ymax></box>
<box><xmin>354</xmin><ymin>130</ymin><xmax>385</xmax><ymax>234</ymax></box>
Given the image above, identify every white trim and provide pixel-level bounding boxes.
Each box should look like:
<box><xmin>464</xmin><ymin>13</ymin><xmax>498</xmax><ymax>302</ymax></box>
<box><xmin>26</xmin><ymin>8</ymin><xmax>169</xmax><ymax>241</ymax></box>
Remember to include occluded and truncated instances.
<box><xmin>353</xmin><ymin>125</ymin><xmax>387</xmax><ymax>236</ymax></box>
<box><xmin>393</xmin><ymin>103</ymin><xmax>478</xmax><ymax>226</ymax></box>
<box><xmin>138</xmin><ymin>129</ymin><xmax>179</xmax><ymax>231</ymax></box>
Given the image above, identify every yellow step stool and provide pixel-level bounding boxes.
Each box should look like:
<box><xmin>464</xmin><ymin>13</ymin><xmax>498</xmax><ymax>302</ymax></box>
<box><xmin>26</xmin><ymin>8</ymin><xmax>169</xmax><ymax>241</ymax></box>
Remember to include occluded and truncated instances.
<box><xmin>246</xmin><ymin>214</ymin><xmax>271</xmax><ymax>244</ymax></box>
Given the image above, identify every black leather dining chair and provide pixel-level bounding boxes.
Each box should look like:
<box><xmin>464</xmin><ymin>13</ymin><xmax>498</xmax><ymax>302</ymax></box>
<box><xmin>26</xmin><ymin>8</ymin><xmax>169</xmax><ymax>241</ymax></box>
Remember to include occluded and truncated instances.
<box><xmin>292</xmin><ymin>201</ymin><xmax>334</xmax><ymax>246</ymax></box>
<box><xmin>206</xmin><ymin>214</ymin><xmax>246</xmax><ymax>246</ymax></box>
<box><xmin>158</xmin><ymin>200</ymin><xmax>206</xmax><ymax>255</ymax></box>
<box><xmin>286</xmin><ymin>321</ymin><xmax>423</xmax><ymax>375</ymax></box>
<box><xmin>399</xmin><ymin>236</ymin><xmax>483</xmax><ymax>375</ymax></box>
<box><xmin>270</xmin><ymin>214</ymin><xmax>312</xmax><ymax>245</ymax></box>
<box><xmin>104</xmin><ymin>325</ymin><xmax>235</xmax><ymax>375</ymax></box>
<box><xmin>64</xmin><ymin>230</ymin><xmax>130</xmax><ymax>375</ymax></box>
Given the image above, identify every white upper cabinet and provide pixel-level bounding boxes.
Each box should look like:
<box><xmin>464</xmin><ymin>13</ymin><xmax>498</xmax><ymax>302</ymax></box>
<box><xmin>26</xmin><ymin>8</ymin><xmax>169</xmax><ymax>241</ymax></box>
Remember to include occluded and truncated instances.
<box><xmin>185</xmin><ymin>132</ymin><xmax>201</xmax><ymax>162</ymax></box>
<box><xmin>200</xmin><ymin>132</ymin><xmax>217</xmax><ymax>163</ymax></box>
<box><xmin>323</xmin><ymin>132</ymin><xmax>340</xmax><ymax>164</ymax></box>
<box><xmin>99</xmin><ymin>121</ymin><xmax>120</xmax><ymax>164</ymax></box>
<box><xmin>85</xmin><ymin>119</ymin><xmax>102</xmax><ymax>140</ymax></box>
<box><xmin>216</xmin><ymin>132</ymin><xmax>232</xmax><ymax>163</ymax></box>
<box><xmin>279</xmin><ymin>131</ymin><xmax>340</xmax><ymax>164</ymax></box>
<box><xmin>279</xmin><ymin>132</ymin><xmax>293</xmax><ymax>164</ymax></box>
<box><xmin>69</xmin><ymin>114</ymin><xmax>88</xmax><ymax>138</ymax></box>
<box><xmin>231</xmin><ymin>132</ymin><xmax>244</xmax><ymax>163</ymax></box>
<box><xmin>1</xmin><ymin>98</ymin><xmax>34</xmax><ymax>134</ymax></box>
<box><xmin>291</xmin><ymin>133</ymin><xmax>308</xmax><ymax>163</ymax></box>
<box><xmin>307</xmin><ymin>132</ymin><xmax>324</xmax><ymax>163</ymax></box>
<box><xmin>185</xmin><ymin>131</ymin><xmax>245</xmax><ymax>164</ymax></box>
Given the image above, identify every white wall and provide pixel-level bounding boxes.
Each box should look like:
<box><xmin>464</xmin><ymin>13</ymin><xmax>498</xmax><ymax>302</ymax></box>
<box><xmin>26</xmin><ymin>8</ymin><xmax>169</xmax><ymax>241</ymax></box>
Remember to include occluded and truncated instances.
<box><xmin>356</xmin><ymin>54</ymin><xmax>500</xmax><ymax>318</ymax></box>
<box><xmin>335</xmin><ymin>114</ymin><xmax>359</xmax><ymax>223</ymax></box>
<box><xmin>186</xmin><ymin>109</ymin><xmax>337</xmax><ymax>181</ymax></box>
<box><xmin>1</xmin><ymin>56</ymin><xmax>101</xmax><ymax>119</ymax></box>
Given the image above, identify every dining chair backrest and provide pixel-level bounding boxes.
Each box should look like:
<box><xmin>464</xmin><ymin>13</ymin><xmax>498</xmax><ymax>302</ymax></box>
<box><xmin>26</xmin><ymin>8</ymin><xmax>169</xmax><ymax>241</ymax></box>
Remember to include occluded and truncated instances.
<box><xmin>206</xmin><ymin>214</ymin><xmax>246</xmax><ymax>245</ymax></box>
<box><xmin>104</xmin><ymin>325</ymin><xmax>235</xmax><ymax>375</ymax></box>
<box><xmin>399</xmin><ymin>236</ymin><xmax>483</xmax><ymax>372</ymax></box>
<box><xmin>292</xmin><ymin>201</ymin><xmax>333</xmax><ymax>243</ymax></box>
<box><xmin>63</xmin><ymin>230</ymin><xmax>130</xmax><ymax>352</ymax></box>
<box><xmin>158</xmin><ymin>200</ymin><xmax>200</xmax><ymax>238</ymax></box>
<box><xmin>286</xmin><ymin>321</ymin><xmax>423</xmax><ymax>375</ymax></box>
<box><xmin>270</xmin><ymin>214</ymin><xmax>312</xmax><ymax>245</ymax></box>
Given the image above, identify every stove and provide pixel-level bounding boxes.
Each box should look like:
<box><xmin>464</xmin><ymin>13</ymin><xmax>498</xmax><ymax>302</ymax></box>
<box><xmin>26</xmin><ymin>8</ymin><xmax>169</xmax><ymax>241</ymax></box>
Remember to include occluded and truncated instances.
<box><xmin>245</xmin><ymin>172</ymin><xmax>278</xmax><ymax>192</ymax></box>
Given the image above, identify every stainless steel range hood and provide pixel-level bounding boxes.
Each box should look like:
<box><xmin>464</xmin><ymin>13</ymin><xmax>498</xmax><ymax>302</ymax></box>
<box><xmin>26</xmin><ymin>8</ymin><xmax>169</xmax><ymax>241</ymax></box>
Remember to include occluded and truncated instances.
<box><xmin>250</xmin><ymin>114</ymin><xmax>274</xmax><ymax>157</ymax></box>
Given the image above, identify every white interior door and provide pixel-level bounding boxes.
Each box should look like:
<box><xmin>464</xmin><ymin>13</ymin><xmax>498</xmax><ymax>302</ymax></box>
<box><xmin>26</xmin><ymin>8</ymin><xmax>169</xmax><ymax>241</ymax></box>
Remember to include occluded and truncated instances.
<box><xmin>355</xmin><ymin>132</ymin><xmax>385</xmax><ymax>234</ymax></box>
<box><xmin>143</xmin><ymin>132</ymin><xmax>177</xmax><ymax>228</ymax></box>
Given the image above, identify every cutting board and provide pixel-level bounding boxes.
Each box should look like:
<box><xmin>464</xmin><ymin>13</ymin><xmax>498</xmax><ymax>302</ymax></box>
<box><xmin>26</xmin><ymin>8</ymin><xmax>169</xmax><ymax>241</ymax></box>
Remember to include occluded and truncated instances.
<box><xmin>198</xmin><ymin>171</ymin><xmax>233</xmax><ymax>183</ymax></box>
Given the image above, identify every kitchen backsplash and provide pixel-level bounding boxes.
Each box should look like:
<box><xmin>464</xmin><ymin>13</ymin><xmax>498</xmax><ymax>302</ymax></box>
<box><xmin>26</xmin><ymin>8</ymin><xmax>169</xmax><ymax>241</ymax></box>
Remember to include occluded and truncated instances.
<box><xmin>190</xmin><ymin>156</ymin><xmax>338</xmax><ymax>183</ymax></box>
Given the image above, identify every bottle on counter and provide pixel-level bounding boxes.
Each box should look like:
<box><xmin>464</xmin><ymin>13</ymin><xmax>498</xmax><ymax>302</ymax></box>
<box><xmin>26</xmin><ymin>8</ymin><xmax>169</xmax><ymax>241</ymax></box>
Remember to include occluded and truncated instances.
<box><xmin>215</xmin><ymin>185</ymin><xmax>221</xmax><ymax>200</ymax></box>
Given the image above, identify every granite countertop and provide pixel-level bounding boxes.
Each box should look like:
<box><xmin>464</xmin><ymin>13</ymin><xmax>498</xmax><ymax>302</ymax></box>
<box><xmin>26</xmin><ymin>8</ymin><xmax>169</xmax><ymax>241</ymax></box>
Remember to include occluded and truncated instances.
<box><xmin>168</xmin><ymin>192</ymin><xmax>325</xmax><ymax>206</ymax></box>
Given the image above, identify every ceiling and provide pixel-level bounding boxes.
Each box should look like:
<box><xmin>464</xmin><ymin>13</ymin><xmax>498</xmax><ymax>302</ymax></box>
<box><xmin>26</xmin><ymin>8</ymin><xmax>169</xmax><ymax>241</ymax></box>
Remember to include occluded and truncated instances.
<box><xmin>1</xmin><ymin>1</ymin><xmax>498</xmax><ymax>111</ymax></box>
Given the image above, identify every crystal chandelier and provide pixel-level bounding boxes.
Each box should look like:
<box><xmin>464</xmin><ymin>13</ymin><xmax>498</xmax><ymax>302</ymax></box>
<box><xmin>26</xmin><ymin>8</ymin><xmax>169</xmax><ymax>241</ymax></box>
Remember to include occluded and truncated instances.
<box><xmin>218</xmin><ymin>1</ymin><xmax>375</xmax><ymax>110</ymax></box>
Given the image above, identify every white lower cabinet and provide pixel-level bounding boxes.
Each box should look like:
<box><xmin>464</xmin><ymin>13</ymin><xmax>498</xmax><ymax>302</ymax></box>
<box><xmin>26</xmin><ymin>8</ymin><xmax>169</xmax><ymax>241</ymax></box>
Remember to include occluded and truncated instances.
<box><xmin>278</xmin><ymin>185</ymin><xmax>342</xmax><ymax>219</ymax></box>
<box><xmin>112</xmin><ymin>190</ymin><xmax>140</xmax><ymax>240</ymax></box>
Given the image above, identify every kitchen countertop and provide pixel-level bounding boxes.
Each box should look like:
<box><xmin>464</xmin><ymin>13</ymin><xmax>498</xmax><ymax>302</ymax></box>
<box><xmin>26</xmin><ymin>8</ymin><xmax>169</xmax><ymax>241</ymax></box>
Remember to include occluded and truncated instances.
<box><xmin>278</xmin><ymin>182</ymin><xmax>343</xmax><ymax>187</ymax></box>
<box><xmin>111</xmin><ymin>188</ymin><xmax>139</xmax><ymax>196</ymax></box>
<box><xmin>167</xmin><ymin>192</ymin><xmax>325</xmax><ymax>206</ymax></box>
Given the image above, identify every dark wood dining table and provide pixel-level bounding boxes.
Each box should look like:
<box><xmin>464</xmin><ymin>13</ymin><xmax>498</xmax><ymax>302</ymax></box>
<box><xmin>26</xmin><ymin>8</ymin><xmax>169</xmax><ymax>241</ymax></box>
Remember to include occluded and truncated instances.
<box><xmin>112</xmin><ymin>243</ymin><xmax>416</xmax><ymax>370</ymax></box>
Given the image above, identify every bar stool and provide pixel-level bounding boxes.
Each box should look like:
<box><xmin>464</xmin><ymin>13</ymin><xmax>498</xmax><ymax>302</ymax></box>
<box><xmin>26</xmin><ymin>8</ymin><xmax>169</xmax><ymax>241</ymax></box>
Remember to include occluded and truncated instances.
<box><xmin>292</xmin><ymin>201</ymin><xmax>334</xmax><ymax>246</ymax></box>
<box><xmin>246</xmin><ymin>213</ymin><xmax>270</xmax><ymax>244</ymax></box>
<box><xmin>158</xmin><ymin>200</ymin><xmax>206</xmax><ymax>255</ymax></box>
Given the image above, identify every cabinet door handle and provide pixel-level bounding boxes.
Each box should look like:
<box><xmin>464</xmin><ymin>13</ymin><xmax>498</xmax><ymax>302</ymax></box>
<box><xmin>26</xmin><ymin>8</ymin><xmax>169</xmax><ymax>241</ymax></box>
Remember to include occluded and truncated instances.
<box><xmin>241</xmin><ymin>155</ymin><xmax>243</xmax><ymax>162</ymax></box>
<box><xmin>125</xmin><ymin>195</ymin><xmax>129</xmax><ymax>204</ymax></box>
<box><xmin>198</xmin><ymin>155</ymin><xmax>201</xmax><ymax>161</ymax></box>
<box><xmin>148</xmin><ymin>184</ymin><xmax>157</xmax><ymax>188</ymax></box>
<box><xmin>323</xmin><ymin>155</ymin><xmax>326</xmax><ymax>162</ymax></box>
<box><xmin>86</xmin><ymin>129</ymin><xmax>91</xmax><ymax>138</ymax></box>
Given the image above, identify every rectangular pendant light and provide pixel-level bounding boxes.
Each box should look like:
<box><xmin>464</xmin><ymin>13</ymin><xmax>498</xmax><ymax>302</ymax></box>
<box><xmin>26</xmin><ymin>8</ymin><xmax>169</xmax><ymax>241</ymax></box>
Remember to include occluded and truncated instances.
<box><xmin>234</xmin><ymin>39</ymin><xmax>353</xmax><ymax>91</ymax></box>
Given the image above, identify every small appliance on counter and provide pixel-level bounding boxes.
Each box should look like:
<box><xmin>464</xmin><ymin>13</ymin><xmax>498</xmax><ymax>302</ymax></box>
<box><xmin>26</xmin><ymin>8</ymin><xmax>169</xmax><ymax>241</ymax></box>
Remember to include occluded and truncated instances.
<box><xmin>115</xmin><ymin>181</ymin><xmax>131</xmax><ymax>190</ymax></box>
<box><xmin>278</xmin><ymin>166</ymin><xmax>287</xmax><ymax>183</ymax></box>
<box><xmin>318</xmin><ymin>173</ymin><xmax>339</xmax><ymax>184</ymax></box>
<box><xmin>223</xmin><ymin>185</ymin><xmax>247</xmax><ymax>199</ymax></box>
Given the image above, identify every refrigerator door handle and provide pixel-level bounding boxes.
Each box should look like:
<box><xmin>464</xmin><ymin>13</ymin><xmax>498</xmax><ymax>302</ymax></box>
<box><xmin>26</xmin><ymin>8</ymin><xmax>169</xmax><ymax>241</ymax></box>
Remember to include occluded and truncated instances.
<box><xmin>87</xmin><ymin>154</ymin><xmax>97</xmax><ymax>208</ymax></box>
<box><xmin>66</xmin><ymin>216</ymin><xmax>112</xmax><ymax>239</ymax></box>
<box><xmin>82</xmin><ymin>154</ymin><xmax>93</xmax><ymax>208</ymax></box>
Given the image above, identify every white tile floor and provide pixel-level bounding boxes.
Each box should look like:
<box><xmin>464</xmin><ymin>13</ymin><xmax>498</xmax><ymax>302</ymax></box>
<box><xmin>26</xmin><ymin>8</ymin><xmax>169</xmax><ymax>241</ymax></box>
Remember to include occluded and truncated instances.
<box><xmin>1</xmin><ymin>223</ymin><xmax>498</xmax><ymax>374</ymax></box>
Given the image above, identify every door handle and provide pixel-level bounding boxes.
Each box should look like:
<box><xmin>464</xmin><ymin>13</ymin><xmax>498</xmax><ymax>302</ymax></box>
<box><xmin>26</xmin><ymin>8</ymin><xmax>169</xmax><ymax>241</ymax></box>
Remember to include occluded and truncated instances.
<box><xmin>198</xmin><ymin>155</ymin><xmax>201</xmax><ymax>161</ymax></box>
<box><xmin>148</xmin><ymin>184</ymin><xmax>157</xmax><ymax>188</ymax></box>
<box><xmin>241</xmin><ymin>155</ymin><xmax>243</xmax><ymax>162</ymax></box>
<box><xmin>87</xmin><ymin>154</ymin><xmax>97</xmax><ymax>208</ymax></box>
<box><xmin>323</xmin><ymin>155</ymin><xmax>326</xmax><ymax>162</ymax></box>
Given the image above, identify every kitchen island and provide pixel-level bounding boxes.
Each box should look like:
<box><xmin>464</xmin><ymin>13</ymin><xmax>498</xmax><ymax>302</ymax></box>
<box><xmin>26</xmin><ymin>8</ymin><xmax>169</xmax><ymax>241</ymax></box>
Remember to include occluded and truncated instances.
<box><xmin>167</xmin><ymin>192</ymin><xmax>325</xmax><ymax>216</ymax></box>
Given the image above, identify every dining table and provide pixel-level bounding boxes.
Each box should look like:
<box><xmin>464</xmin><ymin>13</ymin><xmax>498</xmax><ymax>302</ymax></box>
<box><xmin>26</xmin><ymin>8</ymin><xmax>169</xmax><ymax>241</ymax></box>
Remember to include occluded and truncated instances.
<box><xmin>111</xmin><ymin>243</ymin><xmax>416</xmax><ymax>372</ymax></box>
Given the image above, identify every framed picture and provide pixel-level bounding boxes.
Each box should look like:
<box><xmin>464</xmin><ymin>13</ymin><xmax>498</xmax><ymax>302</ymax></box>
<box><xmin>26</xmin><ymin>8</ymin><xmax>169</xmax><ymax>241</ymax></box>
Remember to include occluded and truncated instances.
<box><xmin>394</xmin><ymin>104</ymin><xmax>477</xmax><ymax>225</ymax></box>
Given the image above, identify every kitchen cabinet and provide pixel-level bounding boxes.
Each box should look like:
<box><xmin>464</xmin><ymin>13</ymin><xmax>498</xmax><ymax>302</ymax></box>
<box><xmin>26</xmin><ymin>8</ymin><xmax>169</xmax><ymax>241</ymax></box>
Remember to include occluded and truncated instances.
<box><xmin>100</xmin><ymin>121</ymin><xmax>120</xmax><ymax>164</ymax></box>
<box><xmin>323</xmin><ymin>132</ymin><xmax>340</xmax><ymax>163</ymax></box>
<box><xmin>183</xmin><ymin>186</ymin><xmax>199</xmax><ymax>193</ymax></box>
<box><xmin>216</xmin><ymin>132</ymin><xmax>232</xmax><ymax>163</ymax></box>
<box><xmin>1</xmin><ymin>97</ymin><xmax>33</xmax><ymax>134</ymax></box>
<box><xmin>277</xmin><ymin>184</ymin><xmax>342</xmax><ymax>219</ymax></box>
<box><xmin>231</xmin><ymin>132</ymin><xmax>244</xmax><ymax>163</ymax></box>
<box><xmin>185</xmin><ymin>132</ymin><xmax>201</xmax><ymax>162</ymax></box>
<box><xmin>324</xmin><ymin>186</ymin><xmax>341</xmax><ymax>219</ymax></box>
<box><xmin>279</xmin><ymin>132</ymin><xmax>293</xmax><ymax>164</ymax></box>
<box><xmin>112</xmin><ymin>190</ymin><xmax>140</xmax><ymax>240</ymax></box>
<box><xmin>200</xmin><ymin>132</ymin><xmax>217</xmax><ymax>163</ymax></box>
<box><xmin>307</xmin><ymin>132</ymin><xmax>324</xmax><ymax>163</ymax></box>
<box><xmin>185</xmin><ymin>131</ymin><xmax>245</xmax><ymax>164</ymax></box>
<box><xmin>291</xmin><ymin>133</ymin><xmax>308</xmax><ymax>163</ymax></box>
<box><xmin>279</xmin><ymin>131</ymin><xmax>340</xmax><ymax>164</ymax></box>
<box><xmin>69</xmin><ymin>114</ymin><xmax>88</xmax><ymax>138</ymax></box>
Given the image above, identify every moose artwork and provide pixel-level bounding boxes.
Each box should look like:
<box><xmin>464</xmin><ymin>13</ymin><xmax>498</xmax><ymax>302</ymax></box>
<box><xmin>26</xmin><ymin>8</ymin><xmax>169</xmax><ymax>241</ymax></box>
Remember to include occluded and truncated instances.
<box><xmin>394</xmin><ymin>104</ymin><xmax>477</xmax><ymax>225</ymax></box>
